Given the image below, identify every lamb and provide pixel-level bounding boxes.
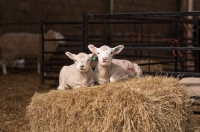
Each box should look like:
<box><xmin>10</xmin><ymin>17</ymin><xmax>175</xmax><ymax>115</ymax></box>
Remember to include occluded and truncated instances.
<box><xmin>88</xmin><ymin>44</ymin><xmax>143</xmax><ymax>84</ymax></box>
<box><xmin>57</xmin><ymin>52</ymin><xmax>95</xmax><ymax>90</ymax></box>
<box><xmin>0</xmin><ymin>29</ymin><xmax>65</xmax><ymax>75</ymax></box>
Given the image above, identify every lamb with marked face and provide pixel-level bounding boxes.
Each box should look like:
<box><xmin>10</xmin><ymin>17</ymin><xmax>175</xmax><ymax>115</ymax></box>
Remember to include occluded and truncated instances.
<box><xmin>88</xmin><ymin>44</ymin><xmax>143</xmax><ymax>84</ymax></box>
<box><xmin>57</xmin><ymin>52</ymin><xmax>95</xmax><ymax>90</ymax></box>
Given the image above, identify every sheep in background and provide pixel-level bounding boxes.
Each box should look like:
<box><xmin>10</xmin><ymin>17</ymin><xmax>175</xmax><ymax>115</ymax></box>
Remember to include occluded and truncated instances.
<box><xmin>88</xmin><ymin>44</ymin><xmax>143</xmax><ymax>84</ymax></box>
<box><xmin>0</xmin><ymin>29</ymin><xmax>65</xmax><ymax>75</ymax></box>
<box><xmin>57</xmin><ymin>52</ymin><xmax>95</xmax><ymax>90</ymax></box>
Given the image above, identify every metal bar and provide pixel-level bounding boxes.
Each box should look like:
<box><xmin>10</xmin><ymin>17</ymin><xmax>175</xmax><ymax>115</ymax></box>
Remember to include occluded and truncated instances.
<box><xmin>41</xmin><ymin>20</ymin><xmax>45</xmax><ymax>84</ymax></box>
<box><xmin>140</xmin><ymin>24</ymin><xmax>144</xmax><ymax>60</ymax></box>
<box><xmin>124</xmin><ymin>46</ymin><xmax>200</xmax><ymax>50</ymax></box>
<box><xmin>145</xmin><ymin>71</ymin><xmax>200</xmax><ymax>77</ymax></box>
<box><xmin>174</xmin><ymin>22</ymin><xmax>179</xmax><ymax>71</ymax></box>
<box><xmin>195</xmin><ymin>20</ymin><xmax>200</xmax><ymax>72</ymax></box>
<box><xmin>0</xmin><ymin>18</ymin><xmax>196</xmax><ymax>25</ymax></box>
<box><xmin>43</xmin><ymin>38</ymin><xmax>81</xmax><ymax>42</ymax></box>
<box><xmin>147</xmin><ymin>20</ymin><xmax>150</xmax><ymax>71</ymax></box>
<box><xmin>138</xmin><ymin>59</ymin><xmax>196</xmax><ymax>66</ymax></box>
<box><xmin>180</xmin><ymin>21</ymin><xmax>184</xmax><ymax>71</ymax></box>
<box><xmin>89</xmin><ymin>12</ymin><xmax>200</xmax><ymax>19</ymax></box>
<box><xmin>0</xmin><ymin>22</ymin><xmax>40</xmax><ymax>25</ymax></box>
<box><xmin>42</xmin><ymin>22</ymin><xmax>82</xmax><ymax>25</ymax></box>
<box><xmin>45</xmin><ymin>60</ymin><xmax>196</xmax><ymax>69</ymax></box>
<box><xmin>82</xmin><ymin>12</ymin><xmax>89</xmax><ymax>53</ymax></box>
<box><xmin>134</xmin><ymin>24</ymin><xmax>139</xmax><ymax>59</ymax></box>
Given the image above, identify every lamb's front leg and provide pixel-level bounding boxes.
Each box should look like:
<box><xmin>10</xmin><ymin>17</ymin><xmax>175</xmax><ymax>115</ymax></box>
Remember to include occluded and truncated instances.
<box><xmin>57</xmin><ymin>84</ymin><xmax>70</xmax><ymax>90</ymax></box>
<box><xmin>110</xmin><ymin>72</ymin><xmax>129</xmax><ymax>82</ymax></box>
<box><xmin>88</xmin><ymin>81</ymin><xmax>95</xmax><ymax>87</ymax></box>
<box><xmin>95</xmin><ymin>77</ymin><xmax>110</xmax><ymax>84</ymax></box>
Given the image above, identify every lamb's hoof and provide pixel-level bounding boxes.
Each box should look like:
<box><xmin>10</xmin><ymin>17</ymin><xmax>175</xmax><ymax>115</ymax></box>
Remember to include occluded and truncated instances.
<box><xmin>122</xmin><ymin>74</ymin><xmax>129</xmax><ymax>79</ymax></box>
<box><xmin>57</xmin><ymin>86</ymin><xmax>65</xmax><ymax>90</ymax></box>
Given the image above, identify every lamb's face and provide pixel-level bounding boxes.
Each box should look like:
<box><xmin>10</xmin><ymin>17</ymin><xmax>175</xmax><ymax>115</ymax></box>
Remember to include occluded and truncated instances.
<box><xmin>74</xmin><ymin>53</ymin><xmax>91</xmax><ymax>72</ymax></box>
<box><xmin>96</xmin><ymin>46</ymin><xmax>113</xmax><ymax>66</ymax></box>
<box><xmin>66</xmin><ymin>52</ymin><xmax>93</xmax><ymax>73</ymax></box>
<box><xmin>88</xmin><ymin>44</ymin><xmax>125</xmax><ymax>67</ymax></box>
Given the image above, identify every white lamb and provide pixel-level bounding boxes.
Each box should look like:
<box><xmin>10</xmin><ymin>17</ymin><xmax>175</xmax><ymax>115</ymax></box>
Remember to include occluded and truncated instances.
<box><xmin>0</xmin><ymin>29</ymin><xmax>65</xmax><ymax>75</ymax></box>
<box><xmin>57</xmin><ymin>52</ymin><xmax>95</xmax><ymax>90</ymax></box>
<box><xmin>88</xmin><ymin>44</ymin><xmax>143</xmax><ymax>84</ymax></box>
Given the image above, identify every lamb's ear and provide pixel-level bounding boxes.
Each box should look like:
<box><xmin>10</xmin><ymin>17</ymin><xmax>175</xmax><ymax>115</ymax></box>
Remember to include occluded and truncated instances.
<box><xmin>65</xmin><ymin>52</ymin><xmax>76</xmax><ymax>60</ymax></box>
<box><xmin>89</xmin><ymin>53</ymin><xmax>97</xmax><ymax>62</ymax></box>
<box><xmin>112</xmin><ymin>45</ymin><xmax>124</xmax><ymax>54</ymax></box>
<box><xmin>88</xmin><ymin>44</ymin><xmax>98</xmax><ymax>54</ymax></box>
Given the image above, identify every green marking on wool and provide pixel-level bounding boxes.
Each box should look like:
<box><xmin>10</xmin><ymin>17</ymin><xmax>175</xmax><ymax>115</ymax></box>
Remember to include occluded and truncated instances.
<box><xmin>115</xmin><ymin>48</ymin><xmax>120</xmax><ymax>51</ymax></box>
<box><xmin>91</xmin><ymin>57</ymin><xmax>96</xmax><ymax>62</ymax></box>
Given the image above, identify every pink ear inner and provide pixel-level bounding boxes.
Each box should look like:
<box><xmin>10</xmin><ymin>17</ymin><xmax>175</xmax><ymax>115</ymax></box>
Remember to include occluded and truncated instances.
<box><xmin>66</xmin><ymin>52</ymin><xmax>75</xmax><ymax>60</ymax></box>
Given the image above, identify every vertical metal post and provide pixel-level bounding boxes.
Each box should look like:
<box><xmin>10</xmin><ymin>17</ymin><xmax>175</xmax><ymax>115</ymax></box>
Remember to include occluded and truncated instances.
<box><xmin>82</xmin><ymin>12</ymin><xmax>89</xmax><ymax>53</ymax></box>
<box><xmin>41</xmin><ymin>20</ymin><xmax>45</xmax><ymax>84</ymax></box>
<box><xmin>195</xmin><ymin>19</ymin><xmax>200</xmax><ymax>72</ymax></box>
<box><xmin>147</xmin><ymin>20</ymin><xmax>150</xmax><ymax>72</ymax></box>
<box><xmin>174</xmin><ymin>23</ymin><xmax>179</xmax><ymax>72</ymax></box>
<box><xmin>133</xmin><ymin>24</ymin><xmax>137</xmax><ymax>60</ymax></box>
<box><xmin>140</xmin><ymin>24</ymin><xmax>144</xmax><ymax>60</ymax></box>
<box><xmin>180</xmin><ymin>23</ymin><xmax>184</xmax><ymax>71</ymax></box>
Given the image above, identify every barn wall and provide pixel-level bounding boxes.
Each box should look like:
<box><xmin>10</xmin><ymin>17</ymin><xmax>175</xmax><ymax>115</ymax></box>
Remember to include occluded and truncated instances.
<box><xmin>0</xmin><ymin>0</ymin><xmax>200</xmax><ymax>34</ymax></box>
<box><xmin>0</xmin><ymin>0</ymin><xmax>107</xmax><ymax>34</ymax></box>
<box><xmin>0</xmin><ymin>0</ymin><xmax>184</xmax><ymax>23</ymax></box>
<box><xmin>0</xmin><ymin>0</ymin><xmax>107</xmax><ymax>22</ymax></box>
<box><xmin>0</xmin><ymin>1</ymin><xmax>199</xmax><ymax>23</ymax></box>
<box><xmin>194</xmin><ymin>0</ymin><xmax>200</xmax><ymax>11</ymax></box>
<box><xmin>113</xmin><ymin>0</ymin><xmax>179</xmax><ymax>13</ymax></box>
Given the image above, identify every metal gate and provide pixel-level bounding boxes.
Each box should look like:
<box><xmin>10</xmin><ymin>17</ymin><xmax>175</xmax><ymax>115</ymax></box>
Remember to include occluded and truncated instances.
<box><xmin>82</xmin><ymin>12</ymin><xmax>200</xmax><ymax>78</ymax></box>
<box><xmin>41</xmin><ymin>12</ymin><xmax>200</xmax><ymax>86</ymax></box>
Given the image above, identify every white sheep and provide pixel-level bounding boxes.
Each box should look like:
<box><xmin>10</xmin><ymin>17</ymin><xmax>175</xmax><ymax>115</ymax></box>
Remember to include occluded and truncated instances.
<box><xmin>57</xmin><ymin>52</ymin><xmax>95</xmax><ymax>90</ymax></box>
<box><xmin>88</xmin><ymin>44</ymin><xmax>143</xmax><ymax>84</ymax></box>
<box><xmin>0</xmin><ymin>29</ymin><xmax>65</xmax><ymax>75</ymax></box>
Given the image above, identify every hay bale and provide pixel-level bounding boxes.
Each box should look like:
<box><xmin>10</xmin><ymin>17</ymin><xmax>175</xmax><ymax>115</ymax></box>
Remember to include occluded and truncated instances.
<box><xmin>27</xmin><ymin>76</ymin><xmax>194</xmax><ymax>132</ymax></box>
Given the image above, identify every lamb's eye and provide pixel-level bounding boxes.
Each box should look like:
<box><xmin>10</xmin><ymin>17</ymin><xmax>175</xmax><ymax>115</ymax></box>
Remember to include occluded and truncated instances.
<box><xmin>97</xmin><ymin>52</ymin><xmax>99</xmax><ymax>54</ymax></box>
<box><xmin>87</xmin><ymin>59</ymin><xmax>90</xmax><ymax>62</ymax></box>
<box><xmin>74</xmin><ymin>60</ymin><xmax>77</xmax><ymax>63</ymax></box>
<box><xmin>110</xmin><ymin>52</ymin><xmax>113</xmax><ymax>54</ymax></box>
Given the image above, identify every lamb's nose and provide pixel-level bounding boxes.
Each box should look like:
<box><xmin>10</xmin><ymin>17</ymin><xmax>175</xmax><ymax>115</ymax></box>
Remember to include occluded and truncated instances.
<box><xmin>80</xmin><ymin>65</ymin><xmax>84</xmax><ymax>68</ymax></box>
<box><xmin>102</xmin><ymin>57</ymin><xmax>107</xmax><ymax>61</ymax></box>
